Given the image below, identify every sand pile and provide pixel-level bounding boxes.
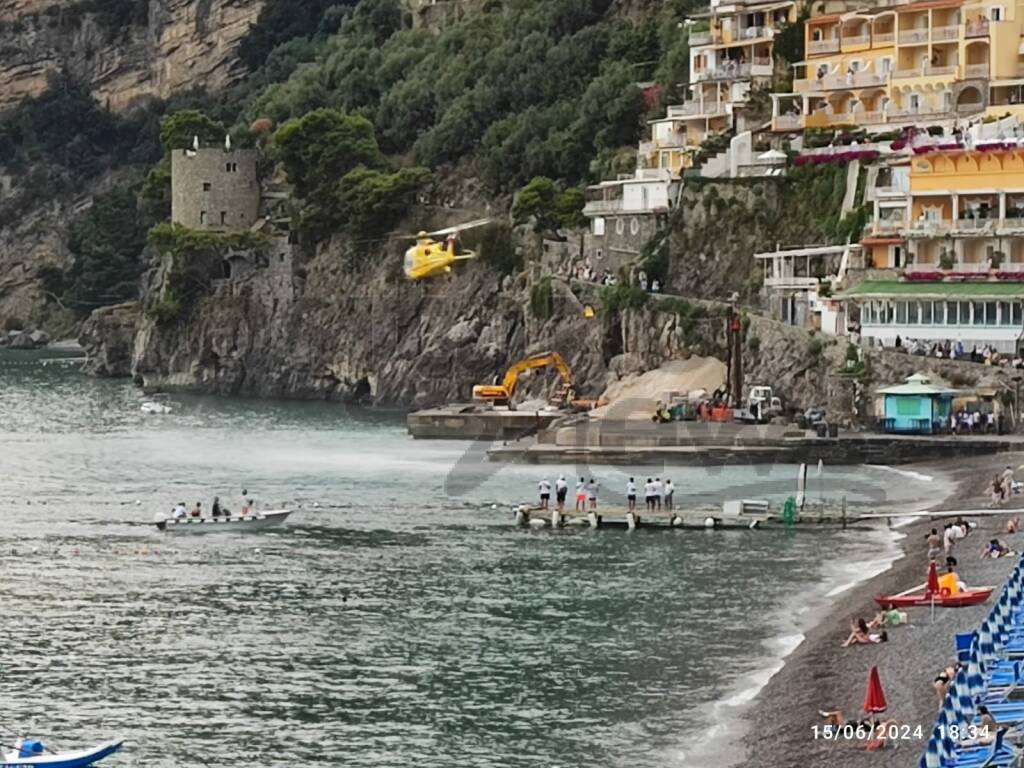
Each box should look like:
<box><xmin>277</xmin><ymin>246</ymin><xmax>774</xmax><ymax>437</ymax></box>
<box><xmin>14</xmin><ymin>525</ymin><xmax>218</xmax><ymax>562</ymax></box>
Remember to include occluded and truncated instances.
<box><xmin>593</xmin><ymin>357</ymin><xmax>727</xmax><ymax>420</ymax></box>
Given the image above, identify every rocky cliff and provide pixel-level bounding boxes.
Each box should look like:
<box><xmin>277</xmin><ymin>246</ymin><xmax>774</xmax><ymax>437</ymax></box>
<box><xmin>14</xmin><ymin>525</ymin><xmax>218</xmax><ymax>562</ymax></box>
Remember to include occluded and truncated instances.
<box><xmin>111</xmin><ymin>233</ymin><xmax>611</xmax><ymax>407</ymax></box>
<box><xmin>0</xmin><ymin>0</ymin><xmax>261</xmax><ymax>112</ymax></box>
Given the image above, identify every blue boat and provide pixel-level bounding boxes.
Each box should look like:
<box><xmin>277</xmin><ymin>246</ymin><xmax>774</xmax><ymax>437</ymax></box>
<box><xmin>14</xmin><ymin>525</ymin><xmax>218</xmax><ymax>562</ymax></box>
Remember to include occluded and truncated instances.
<box><xmin>1</xmin><ymin>739</ymin><xmax>122</xmax><ymax>768</ymax></box>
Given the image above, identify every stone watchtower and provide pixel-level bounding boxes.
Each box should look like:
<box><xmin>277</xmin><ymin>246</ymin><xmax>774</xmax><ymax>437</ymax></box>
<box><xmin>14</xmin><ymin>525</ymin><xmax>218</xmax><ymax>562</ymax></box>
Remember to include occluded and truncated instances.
<box><xmin>170</xmin><ymin>146</ymin><xmax>260</xmax><ymax>232</ymax></box>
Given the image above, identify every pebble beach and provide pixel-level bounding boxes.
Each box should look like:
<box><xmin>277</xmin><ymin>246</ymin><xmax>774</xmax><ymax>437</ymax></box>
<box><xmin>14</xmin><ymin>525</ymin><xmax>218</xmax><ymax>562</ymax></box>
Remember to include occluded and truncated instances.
<box><xmin>741</xmin><ymin>453</ymin><xmax>1024</xmax><ymax>768</ymax></box>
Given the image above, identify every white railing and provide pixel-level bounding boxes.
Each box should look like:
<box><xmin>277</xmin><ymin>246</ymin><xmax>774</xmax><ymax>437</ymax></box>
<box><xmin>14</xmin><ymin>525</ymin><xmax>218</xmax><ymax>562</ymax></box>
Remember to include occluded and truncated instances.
<box><xmin>765</xmin><ymin>276</ymin><xmax>821</xmax><ymax>288</ymax></box>
<box><xmin>894</xmin><ymin>67</ymin><xmax>923</xmax><ymax>78</ymax></box>
<box><xmin>965</xmin><ymin>19</ymin><xmax>990</xmax><ymax>37</ymax></box>
<box><xmin>927</xmin><ymin>65</ymin><xmax>958</xmax><ymax>75</ymax></box>
<box><xmin>1000</xmin><ymin>218</ymin><xmax>1024</xmax><ymax>230</ymax></box>
<box><xmin>932</xmin><ymin>25</ymin><xmax>959</xmax><ymax>41</ymax></box>
<box><xmin>742</xmin><ymin>25</ymin><xmax>767</xmax><ymax>39</ymax></box>
<box><xmin>843</xmin><ymin>33</ymin><xmax>871</xmax><ymax>47</ymax></box>
<box><xmin>809</xmin><ymin>39</ymin><xmax>840</xmax><ymax>54</ymax></box>
<box><xmin>874</xmin><ymin>31</ymin><xmax>895</xmax><ymax>44</ymax></box>
<box><xmin>822</xmin><ymin>70</ymin><xmax>887</xmax><ymax>89</ymax></box>
<box><xmin>666</xmin><ymin>101</ymin><xmax>728</xmax><ymax>117</ymax></box>
<box><xmin>955</xmin><ymin>217</ymin><xmax>996</xmax><ymax>231</ymax></box>
<box><xmin>899</xmin><ymin>28</ymin><xmax>929</xmax><ymax>44</ymax></box>
<box><xmin>689</xmin><ymin>30</ymin><xmax>712</xmax><ymax>46</ymax></box>
<box><xmin>860</xmin><ymin>110</ymin><xmax>886</xmax><ymax>124</ymax></box>
<box><xmin>694</xmin><ymin>62</ymin><xmax>753</xmax><ymax>81</ymax></box>
<box><xmin>965</xmin><ymin>62</ymin><xmax>990</xmax><ymax>78</ymax></box>
<box><xmin>910</xmin><ymin>219</ymin><xmax>952</xmax><ymax>234</ymax></box>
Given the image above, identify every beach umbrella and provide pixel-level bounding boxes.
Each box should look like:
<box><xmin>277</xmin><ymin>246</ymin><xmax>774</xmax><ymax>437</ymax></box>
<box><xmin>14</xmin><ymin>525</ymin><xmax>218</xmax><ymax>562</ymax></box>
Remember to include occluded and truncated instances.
<box><xmin>936</xmin><ymin>709</ymin><xmax>957</xmax><ymax>761</ymax></box>
<box><xmin>863</xmin><ymin>665</ymin><xmax>888</xmax><ymax>714</ymax></box>
<box><xmin>980</xmin><ymin>621</ymin><xmax>997</xmax><ymax>664</ymax></box>
<box><xmin>927</xmin><ymin>561</ymin><xmax>940</xmax><ymax>595</ymax></box>
<box><xmin>956</xmin><ymin>670</ymin><xmax>975</xmax><ymax>724</ymax></box>
<box><xmin>968</xmin><ymin>646</ymin><xmax>986</xmax><ymax>700</ymax></box>
<box><xmin>921</xmin><ymin>738</ymin><xmax>942</xmax><ymax>768</ymax></box>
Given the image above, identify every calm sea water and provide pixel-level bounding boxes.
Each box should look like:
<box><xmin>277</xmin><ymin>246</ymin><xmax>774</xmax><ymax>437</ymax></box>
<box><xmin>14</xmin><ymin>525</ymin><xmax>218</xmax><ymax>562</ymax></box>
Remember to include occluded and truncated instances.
<box><xmin>0</xmin><ymin>351</ymin><xmax>940</xmax><ymax>767</ymax></box>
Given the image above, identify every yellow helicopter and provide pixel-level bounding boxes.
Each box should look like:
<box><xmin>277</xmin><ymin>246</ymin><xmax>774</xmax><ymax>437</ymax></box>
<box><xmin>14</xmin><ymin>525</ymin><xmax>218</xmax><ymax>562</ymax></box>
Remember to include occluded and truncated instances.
<box><xmin>402</xmin><ymin>218</ymin><xmax>493</xmax><ymax>281</ymax></box>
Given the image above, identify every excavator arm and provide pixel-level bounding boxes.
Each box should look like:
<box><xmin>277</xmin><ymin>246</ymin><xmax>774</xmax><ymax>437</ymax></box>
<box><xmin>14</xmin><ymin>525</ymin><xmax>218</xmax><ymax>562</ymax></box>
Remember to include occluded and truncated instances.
<box><xmin>472</xmin><ymin>352</ymin><xmax>575</xmax><ymax>406</ymax></box>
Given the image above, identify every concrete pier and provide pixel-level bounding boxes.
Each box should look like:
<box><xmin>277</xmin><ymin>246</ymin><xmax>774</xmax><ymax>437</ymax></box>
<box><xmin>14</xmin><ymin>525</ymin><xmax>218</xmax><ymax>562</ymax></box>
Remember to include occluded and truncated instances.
<box><xmin>407</xmin><ymin>404</ymin><xmax>563</xmax><ymax>439</ymax></box>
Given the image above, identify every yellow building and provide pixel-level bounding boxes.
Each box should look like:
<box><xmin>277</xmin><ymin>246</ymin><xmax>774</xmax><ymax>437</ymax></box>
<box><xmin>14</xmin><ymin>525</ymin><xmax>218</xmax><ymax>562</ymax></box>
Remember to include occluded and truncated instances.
<box><xmin>905</xmin><ymin>147</ymin><xmax>1024</xmax><ymax>271</ymax></box>
<box><xmin>772</xmin><ymin>0</ymin><xmax>1024</xmax><ymax>132</ymax></box>
<box><xmin>640</xmin><ymin>0</ymin><xmax>795</xmax><ymax>174</ymax></box>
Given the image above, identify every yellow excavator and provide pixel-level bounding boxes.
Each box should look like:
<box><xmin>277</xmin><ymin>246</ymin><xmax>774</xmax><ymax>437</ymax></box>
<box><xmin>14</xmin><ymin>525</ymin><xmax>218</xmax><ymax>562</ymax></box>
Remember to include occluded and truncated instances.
<box><xmin>473</xmin><ymin>352</ymin><xmax>577</xmax><ymax>409</ymax></box>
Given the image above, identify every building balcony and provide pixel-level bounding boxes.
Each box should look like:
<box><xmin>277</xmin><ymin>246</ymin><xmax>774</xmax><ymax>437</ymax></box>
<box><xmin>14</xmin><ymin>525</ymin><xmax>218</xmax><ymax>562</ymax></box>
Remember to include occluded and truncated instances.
<box><xmin>932</xmin><ymin>25</ymin><xmax>959</xmax><ymax>41</ymax></box>
<box><xmin>808</xmin><ymin>39</ymin><xmax>840</xmax><ymax>54</ymax></box>
<box><xmin>772</xmin><ymin>114</ymin><xmax>803</xmax><ymax>131</ymax></box>
<box><xmin>582</xmin><ymin>199</ymin><xmax>623</xmax><ymax>215</ymax></box>
<box><xmin>764</xmin><ymin>275</ymin><xmax>822</xmax><ymax>289</ymax></box>
<box><xmin>908</xmin><ymin>219</ymin><xmax>952</xmax><ymax>235</ymax></box>
<box><xmin>665</xmin><ymin>101</ymin><xmax>729</xmax><ymax>117</ymax></box>
<box><xmin>842</xmin><ymin>33</ymin><xmax>871</xmax><ymax>48</ymax></box>
<box><xmin>893</xmin><ymin>63</ymin><xmax>958</xmax><ymax>79</ymax></box>
<box><xmin>689</xmin><ymin>29</ymin><xmax>713</xmax><ymax>46</ymax></box>
<box><xmin>694</xmin><ymin>62</ymin><xmax>753</xmax><ymax>81</ymax></box>
<box><xmin>956</xmin><ymin>217</ymin><xmax>996</xmax><ymax>233</ymax></box>
<box><xmin>741</xmin><ymin>25</ymin><xmax>767</xmax><ymax>39</ymax></box>
<box><xmin>964</xmin><ymin>62</ymin><xmax>990</xmax><ymax>78</ymax></box>
<box><xmin>874</xmin><ymin>31</ymin><xmax>895</xmax><ymax>44</ymax></box>
<box><xmin>965</xmin><ymin>19</ymin><xmax>990</xmax><ymax>37</ymax></box>
<box><xmin>898</xmin><ymin>28</ymin><xmax>929</xmax><ymax>44</ymax></box>
<box><xmin>864</xmin><ymin>220</ymin><xmax>906</xmax><ymax>237</ymax></box>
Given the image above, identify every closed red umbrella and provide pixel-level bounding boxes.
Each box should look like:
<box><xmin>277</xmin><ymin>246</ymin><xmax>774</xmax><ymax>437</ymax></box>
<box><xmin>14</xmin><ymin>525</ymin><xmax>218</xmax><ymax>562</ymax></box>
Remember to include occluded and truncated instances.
<box><xmin>863</xmin><ymin>665</ymin><xmax>888</xmax><ymax>714</ymax></box>
<box><xmin>926</xmin><ymin>561</ymin><xmax>940</xmax><ymax>595</ymax></box>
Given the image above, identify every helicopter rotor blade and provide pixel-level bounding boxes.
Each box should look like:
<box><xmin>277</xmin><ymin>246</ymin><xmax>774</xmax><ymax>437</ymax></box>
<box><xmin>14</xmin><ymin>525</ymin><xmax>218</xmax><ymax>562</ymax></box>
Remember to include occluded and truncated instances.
<box><xmin>428</xmin><ymin>218</ymin><xmax>495</xmax><ymax>237</ymax></box>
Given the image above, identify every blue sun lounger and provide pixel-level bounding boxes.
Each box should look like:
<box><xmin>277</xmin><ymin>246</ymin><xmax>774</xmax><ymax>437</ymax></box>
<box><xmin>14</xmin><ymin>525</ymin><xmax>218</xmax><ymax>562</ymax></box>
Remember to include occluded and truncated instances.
<box><xmin>945</xmin><ymin>729</ymin><xmax>1017</xmax><ymax>768</ymax></box>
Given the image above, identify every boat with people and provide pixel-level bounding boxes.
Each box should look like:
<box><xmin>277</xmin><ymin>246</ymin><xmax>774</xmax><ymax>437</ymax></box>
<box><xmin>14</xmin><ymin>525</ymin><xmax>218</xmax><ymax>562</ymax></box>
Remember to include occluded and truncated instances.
<box><xmin>139</xmin><ymin>393</ymin><xmax>172</xmax><ymax>415</ymax></box>
<box><xmin>875</xmin><ymin>561</ymin><xmax>994</xmax><ymax>609</ymax></box>
<box><xmin>152</xmin><ymin>509</ymin><xmax>293</xmax><ymax>534</ymax></box>
<box><xmin>1</xmin><ymin>738</ymin><xmax>122</xmax><ymax>767</ymax></box>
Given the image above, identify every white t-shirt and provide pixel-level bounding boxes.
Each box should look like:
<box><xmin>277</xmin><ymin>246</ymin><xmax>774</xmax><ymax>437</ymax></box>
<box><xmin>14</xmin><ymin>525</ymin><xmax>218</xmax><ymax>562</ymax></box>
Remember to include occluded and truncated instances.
<box><xmin>586</xmin><ymin>482</ymin><xmax>598</xmax><ymax>499</ymax></box>
<box><xmin>653</xmin><ymin>480</ymin><xmax>663</xmax><ymax>496</ymax></box>
<box><xmin>626</xmin><ymin>481</ymin><xmax>636</xmax><ymax>496</ymax></box>
<box><xmin>556</xmin><ymin>477</ymin><xmax>567</xmax><ymax>492</ymax></box>
<box><xmin>665</xmin><ymin>481</ymin><xmax>675</xmax><ymax>495</ymax></box>
<box><xmin>576</xmin><ymin>481</ymin><xmax>585</xmax><ymax>496</ymax></box>
<box><xmin>538</xmin><ymin>480</ymin><xmax>551</xmax><ymax>494</ymax></box>
<box><xmin>943</xmin><ymin>527</ymin><xmax>957</xmax><ymax>548</ymax></box>
<box><xmin>644</xmin><ymin>482</ymin><xmax>654</xmax><ymax>497</ymax></box>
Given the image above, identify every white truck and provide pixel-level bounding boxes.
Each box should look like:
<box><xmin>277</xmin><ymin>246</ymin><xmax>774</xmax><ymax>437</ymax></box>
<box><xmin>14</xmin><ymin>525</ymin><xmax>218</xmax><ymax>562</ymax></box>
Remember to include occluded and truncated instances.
<box><xmin>745</xmin><ymin>386</ymin><xmax>783</xmax><ymax>423</ymax></box>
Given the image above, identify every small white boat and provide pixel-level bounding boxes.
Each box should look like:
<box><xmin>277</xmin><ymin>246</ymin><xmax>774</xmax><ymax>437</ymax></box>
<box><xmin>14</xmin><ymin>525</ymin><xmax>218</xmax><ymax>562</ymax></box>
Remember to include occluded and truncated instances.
<box><xmin>140</xmin><ymin>393</ymin><xmax>172</xmax><ymax>415</ymax></box>
<box><xmin>2</xmin><ymin>738</ymin><xmax>122</xmax><ymax>767</ymax></box>
<box><xmin>153</xmin><ymin>509</ymin><xmax>292</xmax><ymax>534</ymax></box>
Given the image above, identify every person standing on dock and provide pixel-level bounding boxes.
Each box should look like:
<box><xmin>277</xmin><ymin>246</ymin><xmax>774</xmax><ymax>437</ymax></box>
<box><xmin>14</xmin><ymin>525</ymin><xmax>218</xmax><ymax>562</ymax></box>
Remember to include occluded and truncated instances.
<box><xmin>555</xmin><ymin>475</ymin><xmax>568</xmax><ymax>511</ymax></box>
<box><xmin>653</xmin><ymin>477</ymin><xmax>663</xmax><ymax>510</ymax></box>
<box><xmin>586</xmin><ymin>478</ymin><xmax>599</xmax><ymax>510</ymax></box>
<box><xmin>664</xmin><ymin>479</ymin><xmax>675</xmax><ymax>510</ymax></box>
<box><xmin>575</xmin><ymin>477</ymin><xmax>587</xmax><ymax>512</ymax></box>
<box><xmin>644</xmin><ymin>478</ymin><xmax>654</xmax><ymax>511</ymax></box>
<box><xmin>626</xmin><ymin>477</ymin><xmax>637</xmax><ymax>511</ymax></box>
<box><xmin>538</xmin><ymin>478</ymin><xmax>551</xmax><ymax>509</ymax></box>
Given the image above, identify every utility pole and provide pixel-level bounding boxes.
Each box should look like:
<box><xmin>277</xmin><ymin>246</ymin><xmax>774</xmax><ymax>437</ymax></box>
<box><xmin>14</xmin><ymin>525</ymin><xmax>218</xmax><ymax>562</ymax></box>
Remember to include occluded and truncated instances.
<box><xmin>728</xmin><ymin>294</ymin><xmax>743</xmax><ymax>407</ymax></box>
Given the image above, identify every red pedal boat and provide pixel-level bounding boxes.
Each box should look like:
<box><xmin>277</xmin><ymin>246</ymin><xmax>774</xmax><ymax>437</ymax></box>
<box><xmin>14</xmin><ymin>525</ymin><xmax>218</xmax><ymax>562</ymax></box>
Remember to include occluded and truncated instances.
<box><xmin>874</xmin><ymin>562</ymin><xmax>995</xmax><ymax>609</ymax></box>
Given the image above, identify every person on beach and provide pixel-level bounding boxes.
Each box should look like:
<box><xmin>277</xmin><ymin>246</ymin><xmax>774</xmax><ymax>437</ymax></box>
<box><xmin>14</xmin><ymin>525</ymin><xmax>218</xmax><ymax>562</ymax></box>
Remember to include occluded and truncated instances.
<box><xmin>960</xmin><ymin>706</ymin><xmax>998</xmax><ymax>746</ymax></box>
<box><xmin>586</xmin><ymin>478</ymin><xmax>599</xmax><ymax>510</ymax></box>
<box><xmin>172</xmin><ymin>502</ymin><xmax>187</xmax><ymax>520</ymax></box>
<box><xmin>212</xmin><ymin>496</ymin><xmax>223</xmax><ymax>518</ymax></box>
<box><xmin>926</xmin><ymin>528</ymin><xmax>943</xmax><ymax>561</ymax></box>
<box><xmin>989</xmin><ymin>475</ymin><xmax>1005</xmax><ymax>506</ymax></box>
<box><xmin>575</xmin><ymin>477</ymin><xmax>586</xmax><ymax>512</ymax></box>
<box><xmin>644</xmin><ymin>478</ymin><xmax>654</xmax><ymax>511</ymax></box>
<box><xmin>653</xmin><ymin>477</ymin><xmax>663</xmax><ymax>510</ymax></box>
<box><xmin>191</xmin><ymin>501</ymin><xmax>202</xmax><ymax>518</ymax></box>
<box><xmin>664</xmin><ymin>478</ymin><xmax>674</xmax><ymax>510</ymax></box>
<box><xmin>240</xmin><ymin>498</ymin><xmax>252</xmax><ymax>516</ymax></box>
<box><xmin>943</xmin><ymin>523</ymin><xmax>957</xmax><ymax>555</ymax></box>
<box><xmin>934</xmin><ymin>665</ymin><xmax>957</xmax><ymax>703</ymax></box>
<box><xmin>868</xmin><ymin>608</ymin><xmax>906</xmax><ymax>629</ymax></box>
<box><xmin>555</xmin><ymin>475</ymin><xmax>568</xmax><ymax>511</ymax></box>
<box><xmin>1008</xmin><ymin>516</ymin><xmax>1020</xmax><ymax>534</ymax></box>
<box><xmin>981</xmin><ymin>538</ymin><xmax>1013</xmax><ymax>559</ymax></box>
<box><xmin>538</xmin><ymin>478</ymin><xmax>551</xmax><ymax>509</ymax></box>
<box><xmin>842</xmin><ymin>618</ymin><xmax>887</xmax><ymax>646</ymax></box>
<box><xmin>626</xmin><ymin>477</ymin><xmax>637</xmax><ymax>511</ymax></box>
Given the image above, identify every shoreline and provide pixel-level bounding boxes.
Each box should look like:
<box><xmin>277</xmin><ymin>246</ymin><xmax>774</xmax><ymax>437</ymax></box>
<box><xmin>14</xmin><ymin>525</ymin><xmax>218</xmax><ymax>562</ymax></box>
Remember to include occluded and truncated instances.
<box><xmin>736</xmin><ymin>452</ymin><xmax>1024</xmax><ymax>768</ymax></box>
<box><xmin>680</xmin><ymin>522</ymin><xmax>907</xmax><ymax>768</ymax></box>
